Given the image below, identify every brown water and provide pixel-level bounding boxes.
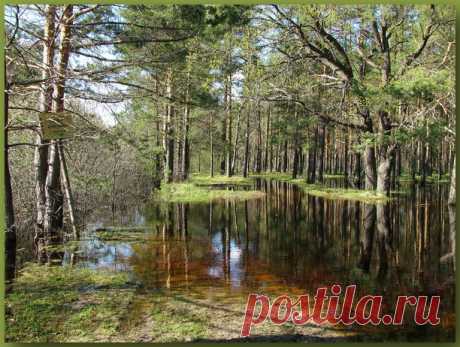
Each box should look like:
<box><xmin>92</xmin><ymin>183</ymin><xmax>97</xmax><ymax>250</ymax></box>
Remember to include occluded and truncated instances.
<box><xmin>61</xmin><ymin>178</ymin><xmax>456</xmax><ymax>341</ymax></box>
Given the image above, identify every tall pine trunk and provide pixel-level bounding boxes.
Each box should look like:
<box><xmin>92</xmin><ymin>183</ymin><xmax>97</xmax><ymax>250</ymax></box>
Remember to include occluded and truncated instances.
<box><xmin>181</xmin><ymin>75</ymin><xmax>190</xmax><ymax>181</ymax></box>
<box><xmin>35</xmin><ymin>5</ymin><xmax>56</xmax><ymax>256</ymax></box>
<box><xmin>44</xmin><ymin>5</ymin><xmax>74</xmax><ymax>249</ymax></box>
<box><xmin>225</xmin><ymin>74</ymin><xmax>233</xmax><ymax>177</ymax></box>
<box><xmin>243</xmin><ymin>105</ymin><xmax>250</xmax><ymax>178</ymax></box>
<box><xmin>163</xmin><ymin>69</ymin><xmax>174</xmax><ymax>183</ymax></box>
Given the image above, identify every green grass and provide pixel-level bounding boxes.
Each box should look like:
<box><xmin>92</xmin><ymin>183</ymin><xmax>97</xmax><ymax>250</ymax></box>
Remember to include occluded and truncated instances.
<box><xmin>148</xmin><ymin>295</ymin><xmax>209</xmax><ymax>342</ymax></box>
<box><xmin>250</xmin><ymin>172</ymin><xmax>293</xmax><ymax>181</ymax></box>
<box><xmin>156</xmin><ymin>183</ymin><xmax>265</xmax><ymax>203</ymax></box>
<box><xmin>190</xmin><ymin>173</ymin><xmax>254</xmax><ymax>186</ymax></box>
<box><xmin>5</xmin><ymin>264</ymin><xmax>137</xmax><ymax>342</ymax></box>
<box><xmin>306</xmin><ymin>187</ymin><xmax>389</xmax><ymax>203</ymax></box>
<box><xmin>324</xmin><ymin>174</ymin><xmax>346</xmax><ymax>179</ymax></box>
<box><xmin>399</xmin><ymin>174</ymin><xmax>450</xmax><ymax>184</ymax></box>
<box><xmin>252</xmin><ymin>172</ymin><xmax>389</xmax><ymax>203</ymax></box>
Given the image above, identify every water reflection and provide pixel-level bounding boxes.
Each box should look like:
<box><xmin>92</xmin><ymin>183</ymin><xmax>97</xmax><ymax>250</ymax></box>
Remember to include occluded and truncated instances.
<box><xmin>60</xmin><ymin>179</ymin><xmax>455</xmax><ymax>336</ymax></box>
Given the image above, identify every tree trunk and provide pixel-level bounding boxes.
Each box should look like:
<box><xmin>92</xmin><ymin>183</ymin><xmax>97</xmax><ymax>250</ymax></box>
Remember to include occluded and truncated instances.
<box><xmin>35</xmin><ymin>5</ymin><xmax>56</xmax><ymax>256</ymax></box>
<box><xmin>376</xmin><ymin>111</ymin><xmax>395</xmax><ymax>195</ymax></box>
<box><xmin>44</xmin><ymin>5</ymin><xmax>74</xmax><ymax>247</ymax></box>
<box><xmin>209</xmin><ymin>112</ymin><xmax>214</xmax><ymax>177</ymax></box>
<box><xmin>225</xmin><ymin>74</ymin><xmax>233</xmax><ymax>177</ymax></box>
<box><xmin>307</xmin><ymin>127</ymin><xmax>318</xmax><ymax>183</ymax></box>
<box><xmin>5</xmin><ymin>72</ymin><xmax>16</xmax><ymax>282</ymax></box>
<box><xmin>254</xmin><ymin>101</ymin><xmax>262</xmax><ymax>173</ymax></box>
<box><xmin>362</xmin><ymin>110</ymin><xmax>377</xmax><ymax>190</ymax></box>
<box><xmin>181</xmin><ymin>76</ymin><xmax>190</xmax><ymax>181</ymax></box>
<box><xmin>58</xmin><ymin>144</ymin><xmax>78</xmax><ymax>238</ymax></box>
<box><xmin>243</xmin><ymin>106</ymin><xmax>250</xmax><ymax>178</ymax></box>
<box><xmin>163</xmin><ymin>69</ymin><xmax>174</xmax><ymax>183</ymax></box>
<box><xmin>263</xmin><ymin>105</ymin><xmax>271</xmax><ymax>172</ymax></box>
<box><xmin>231</xmin><ymin>105</ymin><xmax>241</xmax><ymax>175</ymax></box>
<box><xmin>316</xmin><ymin>123</ymin><xmax>326</xmax><ymax>183</ymax></box>
<box><xmin>448</xmin><ymin>157</ymin><xmax>455</xmax><ymax>206</ymax></box>
<box><xmin>282</xmin><ymin>140</ymin><xmax>288</xmax><ymax>173</ymax></box>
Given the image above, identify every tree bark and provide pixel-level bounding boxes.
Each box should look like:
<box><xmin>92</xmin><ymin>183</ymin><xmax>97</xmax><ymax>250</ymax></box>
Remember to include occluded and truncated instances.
<box><xmin>5</xmin><ymin>71</ymin><xmax>16</xmax><ymax>282</ymax></box>
<box><xmin>209</xmin><ymin>112</ymin><xmax>214</xmax><ymax>177</ymax></box>
<box><xmin>35</xmin><ymin>5</ymin><xmax>56</xmax><ymax>256</ymax></box>
<box><xmin>307</xmin><ymin>127</ymin><xmax>318</xmax><ymax>183</ymax></box>
<box><xmin>163</xmin><ymin>69</ymin><xmax>174</xmax><ymax>183</ymax></box>
<box><xmin>58</xmin><ymin>144</ymin><xmax>78</xmax><ymax>238</ymax></box>
<box><xmin>225</xmin><ymin>74</ymin><xmax>233</xmax><ymax>177</ymax></box>
<box><xmin>362</xmin><ymin>109</ymin><xmax>377</xmax><ymax>190</ymax></box>
<box><xmin>448</xmin><ymin>157</ymin><xmax>455</xmax><ymax>206</ymax></box>
<box><xmin>316</xmin><ymin>123</ymin><xmax>326</xmax><ymax>183</ymax></box>
<box><xmin>255</xmin><ymin>101</ymin><xmax>262</xmax><ymax>173</ymax></box>
<box><xmin>44</xmin><ymin>5</ymin><xmax>74</xmax><ymax>247</ymax></box>
<box><xmin>376</xmin><ymin>111</ymin><xmax>395</xmax><ymax>195</ymax></box>
<box><xmin>282</xmin><ymin>140</ymin><xmax>288</xmax><ymax>173</ymax></box>
<box><xmin>181</xmin><ymin>74</ymin><xmax>190</xmax><ymax>181</ymax></box>
<box><xmin>231</xmin><ymin>105</ymin><xmax>241</xmax><ymax>175</ymax></box>
<box><xmin>263</xmin><ymin>105</ymin><xmax>271</xmax><ymax>172</ymax></box>
<box><xmin>243</xmin><ymin>104</ymin><xmax>250</xmax><ymax>178</ymax></box>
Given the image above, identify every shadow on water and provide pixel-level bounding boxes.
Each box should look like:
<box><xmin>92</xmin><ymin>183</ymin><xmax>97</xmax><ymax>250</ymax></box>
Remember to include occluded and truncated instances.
<box><xmin>55</xmin><ymin>178</ymin><xmax>454</xmax><ymax>341</ymax></box>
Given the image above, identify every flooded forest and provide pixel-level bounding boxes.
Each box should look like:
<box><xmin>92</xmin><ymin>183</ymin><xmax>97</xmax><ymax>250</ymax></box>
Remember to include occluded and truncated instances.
<box><xmin>4</xmin><ymin>4</ymin><xmax>456</xmax><ymax>343</ymax></box>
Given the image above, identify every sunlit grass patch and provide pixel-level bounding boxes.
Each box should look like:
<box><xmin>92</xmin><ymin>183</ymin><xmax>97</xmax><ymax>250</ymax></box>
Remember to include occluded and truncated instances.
<box><xmin>250</xmin><ymin>172</ymin><xmax>293</xmax><ymax>181</ymax></box>
<box><xmin>156</xmin><ymin>183</ymin><xmax>265</xmax><ymax>203</ymax></box>
<box><xmin>306</xmin><ymin>187</ymin><xmax>390</xmax><ymax>203</ymax></box>
<box><xmin>399</xmin><ymin>174</ymin><xmax>450</xmax><ymax>184</ymax></box>
<box><xmin>149</xmin><ymin>295</ymin><xmax>209</xmax><ymax>342</ymax></box>
<box><xmin>190</xmin><ymin>173</ymin><xmax>254</xmax><ymax>186</ymax></box>
<box><xmin>324</xmin><ymin>174</ymin><xmax>346</xmax><ymax>179</ymax></box>
<box><xmin>253</xmin><ymin>172</ymin><xmax>390</xmax><ymax>203</ymax></box>
<box><xmin>5</xmin><ymin>264</ymin><xmax>136</xmax><ymax>342</ymax></box>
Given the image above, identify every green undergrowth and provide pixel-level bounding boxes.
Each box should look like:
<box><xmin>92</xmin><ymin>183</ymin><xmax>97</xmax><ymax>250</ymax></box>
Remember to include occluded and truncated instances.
<box><xmin>5</xmin><ymin>264</ymin><xmax>137</xmax><ymax>342</ymax></box>
<box><xmin>399</xmin><ymin>174</ymin><xmax>450</xmax><ymax>184</ymax></box>
<box><xmin>306</xmin><ymin>187</ymin><xmax>389</xmax><ymax>203</ymax></box>
<box><xmin>156</xmin><ymin>183</ymin><xmax>265</xmax><ymax>203</ymax></box>
<box><xmin>252</xmin><ymin>172</ymin><xmax>389</xmax><ymax>203</ymax></box>
<box><xmin>190</xmin><ymin>174</ymin><xmax>254</xmax><ymax>186</ymax></box>
<box><xmin>6</xmin><ymin>264</ymin><xmax>376</xmax><ymax>342</ymax></box>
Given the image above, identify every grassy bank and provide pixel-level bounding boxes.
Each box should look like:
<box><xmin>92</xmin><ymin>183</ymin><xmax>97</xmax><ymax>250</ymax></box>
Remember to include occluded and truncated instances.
<box><xmin>189</xmin><ymin>174</ymin><xmax>254</xmax><ymax>186</ymax></box>
<box><xmin>251</xmin><ymin>172</ymin><xmax>389</xmax><ymax>203</ymax></box>
<box><xmin>156</xmin><ymin>182</ymin><xmax>265</xmax><ymax>203</ymax></box>
<box><xmin>6</xmin><ymin>264</ymin><xmax>362</xmax><ymax>343</ymax></box>
<box><xmin>399</xmin><ymin>174</ymin><xmax>450</xmax><ymax>184</ymax></box>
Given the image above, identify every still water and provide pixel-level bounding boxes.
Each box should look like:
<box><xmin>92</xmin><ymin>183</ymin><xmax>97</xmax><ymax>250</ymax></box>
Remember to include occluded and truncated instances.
<box><xmin>61</xmin><ymin>178</ymin><xmax>456</xmax><ymax>340</ymax></box>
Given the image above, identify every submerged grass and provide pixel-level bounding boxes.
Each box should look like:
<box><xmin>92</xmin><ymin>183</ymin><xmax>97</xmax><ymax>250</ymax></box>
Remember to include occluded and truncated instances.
<box><xmin>156</xmin><ymin>183</ymin><xmax>265</xmax><ymax>203</ymax></box>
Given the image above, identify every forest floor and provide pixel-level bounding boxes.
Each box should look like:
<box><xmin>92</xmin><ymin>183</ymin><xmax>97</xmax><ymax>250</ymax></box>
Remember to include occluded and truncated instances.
<box><xmin>5</xmin><ymin>264</ymin><xmax>379</xmax><ymax>343</ymax></box>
